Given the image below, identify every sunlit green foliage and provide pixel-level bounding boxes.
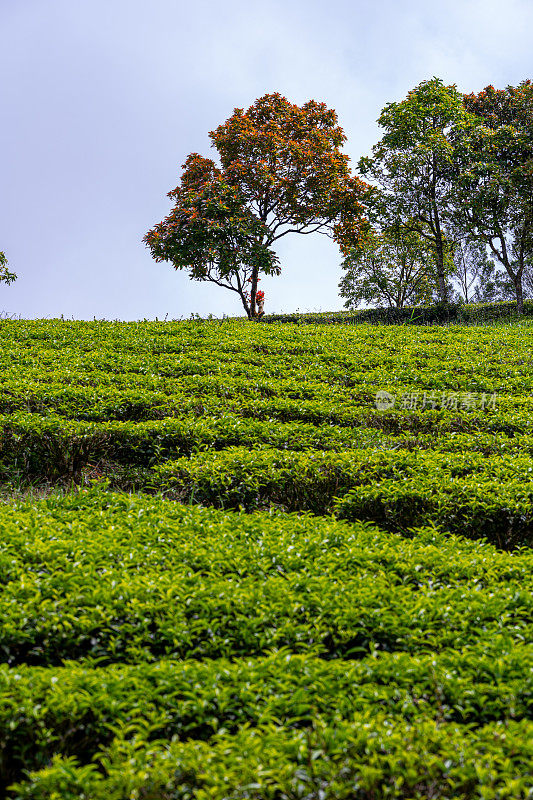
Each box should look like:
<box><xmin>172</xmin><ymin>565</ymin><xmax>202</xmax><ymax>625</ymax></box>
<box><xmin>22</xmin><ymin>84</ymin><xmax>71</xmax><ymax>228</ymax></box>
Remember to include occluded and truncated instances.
<box><xmin>1</xmin><ymin>318</ymin><xmax>533</xmax><ymax>797</ymax></box>
<box><xmin>1</xmin><ymin>490</ymin><xmax>533</xmax><ymax>796</ymax></box>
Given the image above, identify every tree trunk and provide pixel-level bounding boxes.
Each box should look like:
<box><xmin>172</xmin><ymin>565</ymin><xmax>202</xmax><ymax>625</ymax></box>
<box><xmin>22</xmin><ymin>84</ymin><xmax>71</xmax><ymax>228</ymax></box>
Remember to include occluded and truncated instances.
<box><xmin>488</xmin><ymin>231</ymin><xmax>524</xmax><ymax>314</ymax></box>
<box><xmin>249</xmin><ymin>265</ymin><xmax>259</xmax><ymax>319</ymax></box>
<box><xmin>236</xmin><ymin>274</ymin><xmax>252</xmax><ymax>319</ymax></box>
<box><xmin>430</xmin><ymin>159</ymin><xmax>448</xmax><ymax>304</ymax></box>
<box><xmin>239</xmin><ymin>293</ymin><xmax>252</xmax><ymax>319</ymax></box>
<box><xmin>514</xmin><ymin>274</ymin><xmax>524</xmax><ymax>314</ymax></box>
<box><xmin>435</xmin><ymin>241</ymin><xmax>448</xmax><ymax>303</ymax></box>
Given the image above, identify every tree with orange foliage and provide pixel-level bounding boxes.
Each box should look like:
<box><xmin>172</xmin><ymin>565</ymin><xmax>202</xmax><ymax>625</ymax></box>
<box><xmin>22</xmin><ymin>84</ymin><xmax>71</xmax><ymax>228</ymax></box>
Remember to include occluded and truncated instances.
<box><xmin>145</xmin><ymin>93</ymin><xmax>368</xmax><ymax>318</ymax></box>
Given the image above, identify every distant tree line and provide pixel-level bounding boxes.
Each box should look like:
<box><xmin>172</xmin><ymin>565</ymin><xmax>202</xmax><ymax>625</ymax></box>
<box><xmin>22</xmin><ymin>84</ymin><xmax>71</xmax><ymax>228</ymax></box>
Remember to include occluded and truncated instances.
<box><xmin>145</xmin><ymin>80</ymin><xmax>533</xmax><ymax>317</ymax></box>
<box><xmin>340</xmin><ymin>78</ymin><xmax>533</xmax><ymax>312</ymax></box>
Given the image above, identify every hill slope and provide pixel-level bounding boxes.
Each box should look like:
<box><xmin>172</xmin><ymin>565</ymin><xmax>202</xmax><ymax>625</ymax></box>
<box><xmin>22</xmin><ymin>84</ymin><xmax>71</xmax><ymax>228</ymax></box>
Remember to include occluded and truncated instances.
<box><xmin>1</xmin><ymin>319</ymin><xmax>532</xmax><ymax>798</ymax></box>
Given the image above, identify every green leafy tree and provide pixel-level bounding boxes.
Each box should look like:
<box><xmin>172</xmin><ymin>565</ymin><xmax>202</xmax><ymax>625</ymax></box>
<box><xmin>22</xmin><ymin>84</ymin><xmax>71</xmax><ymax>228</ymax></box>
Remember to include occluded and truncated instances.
<box><xmin>339</xmin><ymin>227</ymin><xmax>435</xmax><ymax>309</ymax></box>
<box><xmin>359</xmin><ymin>78</ymin><xmax>478</xmax><ymax>303</ymax></box>
<box><xmin>458</xmin><ymin>81</ymin><xmax>533</xmax><ymax>312</ymax></box>
<box><xmin>145</xmin><ymin>93</ymin><xmax>368</xmax><ymax>318</ymax></box>
<box><xmin>451</xmin><ymin>236</ymin><xmax>493</xmax><ymax>303</ymax></box>
<box><xmin>472</xmin><ymin>259</ymin><xmax>515</xmax><ymax>304</ymax></box>
<box><xmin>0</xmin><ymin>252</ymin><xmax>17</xmax><ymax>286</ymax></box>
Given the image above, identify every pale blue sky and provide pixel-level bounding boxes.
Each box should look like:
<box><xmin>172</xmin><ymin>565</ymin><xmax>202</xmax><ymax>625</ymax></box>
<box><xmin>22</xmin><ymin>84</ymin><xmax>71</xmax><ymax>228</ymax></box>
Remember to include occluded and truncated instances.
<box><xmin>1</xmin><ymin>0</ymin><xmax>532</xmax><ymax>319</ymax></box>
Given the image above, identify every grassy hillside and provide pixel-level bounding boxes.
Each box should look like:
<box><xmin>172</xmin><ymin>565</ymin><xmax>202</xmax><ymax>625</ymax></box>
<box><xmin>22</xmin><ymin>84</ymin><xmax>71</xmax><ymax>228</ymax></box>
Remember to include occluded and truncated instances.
<box><xmin>1</xmin><ymin>318</ymin><xmax>532</xmax><ymax>797</ymax></box>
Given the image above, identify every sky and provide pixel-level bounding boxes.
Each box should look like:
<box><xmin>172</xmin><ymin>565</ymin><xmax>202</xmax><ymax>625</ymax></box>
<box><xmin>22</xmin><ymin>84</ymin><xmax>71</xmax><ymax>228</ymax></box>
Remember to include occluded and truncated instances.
<box><xmin>1</xmin><ymin>0</ymin><xmax>532</xmax><ymax>320</ymax></box>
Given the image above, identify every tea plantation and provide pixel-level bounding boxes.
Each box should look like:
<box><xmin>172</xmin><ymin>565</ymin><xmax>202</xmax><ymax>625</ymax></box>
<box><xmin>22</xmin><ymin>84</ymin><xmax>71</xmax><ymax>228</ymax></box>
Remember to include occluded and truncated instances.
<box><xmin>0</xmin><ymin>319</ymin><xmax>532</xmax><ymax>798</ymax></box>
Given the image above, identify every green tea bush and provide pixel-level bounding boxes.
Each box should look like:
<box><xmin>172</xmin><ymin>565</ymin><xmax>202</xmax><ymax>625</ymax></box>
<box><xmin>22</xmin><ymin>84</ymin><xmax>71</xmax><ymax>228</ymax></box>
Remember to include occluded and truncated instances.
<box><xmin>2</xmin><ymin>642</ymin><xmax>531</xmax><ymax>787</ymax></box>
<box><xmin>154</xmin><ymin>447</ymin><xmax>533</xmax><ymax>546</ymax></box>
<box><xmin>0</xmin><ymin>490</ymin><xmax>531</xmax><ymax>667</ymax></box>
<box><xmin>0</xmin><ymin>489</ymin><xmax>532</xmax><ymax>796</ymax></box>
<box><xmin>11</xmin><ymin>717</ymin><xmax>533</xmax><ymax>799</ymax></box>
<box><xmin>2</xmin><ymin>319</ymin><xmax>533</xmax><ymax>797</ymax></box>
